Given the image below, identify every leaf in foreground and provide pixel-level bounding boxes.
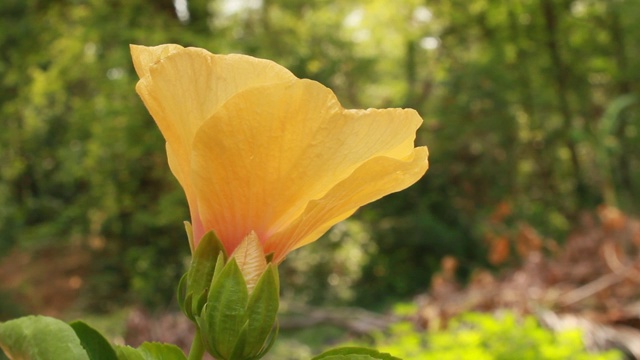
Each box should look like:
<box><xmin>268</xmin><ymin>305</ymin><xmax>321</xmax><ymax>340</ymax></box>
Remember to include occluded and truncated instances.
<box><xmin>0</xmin><ymin>315</ymin><xmax>89</xmax><ymax>360</ymax></box>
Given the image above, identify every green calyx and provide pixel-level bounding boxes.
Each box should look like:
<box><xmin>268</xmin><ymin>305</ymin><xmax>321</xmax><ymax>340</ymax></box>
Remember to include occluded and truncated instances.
<box><xmin>178</xmin><ymin>230</ymin><xmax>280</xmax><ymax>360</ymax></box>
<box><xmin>197</xmin><ymin>259</ymin><xmax>280</xmax><ymax>360</ymax></box>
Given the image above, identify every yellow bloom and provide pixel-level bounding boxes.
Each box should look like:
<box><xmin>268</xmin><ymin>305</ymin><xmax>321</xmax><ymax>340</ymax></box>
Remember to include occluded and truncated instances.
<box><xmin>131</xmin><ymin>44</ymin><xmax>429</xmax><ymax>263</ymax></box>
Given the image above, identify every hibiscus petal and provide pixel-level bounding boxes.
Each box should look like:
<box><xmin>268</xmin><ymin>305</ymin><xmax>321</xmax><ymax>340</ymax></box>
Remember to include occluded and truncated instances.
<box><xmin>190</xmin><ymin>78</ymin><xmax>427</xmax><ymax>258</ymax></box>
<box><xmin>132</xmin><ymin>45</ymin><xmax>296</xmax><ymax>241</ymax></box>
<box><xmin>130</xmin><ymin>44</ymin><xmax>184</xmax><ymax>79</ymax></box>
<box><xmin>266</xmin><ymin>147</ymin><xmax>428</xmax><ymax>261</ymax></box>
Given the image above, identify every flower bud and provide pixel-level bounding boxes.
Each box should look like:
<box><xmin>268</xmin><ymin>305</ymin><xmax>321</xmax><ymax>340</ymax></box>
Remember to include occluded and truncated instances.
<box><xmin>197</xmin><ymin>258</ymin><xmax>279</xmax><ymax>359</ymax></box>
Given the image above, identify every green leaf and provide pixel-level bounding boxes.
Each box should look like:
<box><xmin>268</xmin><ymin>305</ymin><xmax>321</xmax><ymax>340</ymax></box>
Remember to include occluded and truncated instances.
<box><xmin>69</xmin><ymin>321</ymin><xmax>118</xmax><ymax>360</ymax></box>
<box><xmin>202</xmin><ymin>258</ymin><xmax>248</xmax><ymax>359</ymax></box>
<box><xmin>0</xmin><ymin>315</ymin><xmax>90</xmax><ymax>360</ymax></box>
<box><xmin>244</xmin><ymin>264</ymin><xmax>279</xmax><ymax>357</ymax></box>
<box><xmin>115</xmin><ymin>343</ymin><xmax>186</xmax><ymax>360</ymax></box>
<box><xmin>599</xmin><ymin>94</ymin><xmax>636</xmax><ymax>136</ymax></box>
<box><xmin>312</xmin><ymin>347</ymin><xmax>402</xmax><ymax>360</ymax></box>
<box><xmin>115</xmin><ymin>346</ymin><xmax>146</xmax><ymax>360</ymax></box>
<box><xmin>137</xmin><ymin>342</ymin><xmax>187</xmax><ymax>360</ymax></box>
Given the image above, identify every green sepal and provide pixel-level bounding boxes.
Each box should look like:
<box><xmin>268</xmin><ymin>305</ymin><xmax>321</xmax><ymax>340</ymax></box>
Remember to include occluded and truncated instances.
<box><xmin>183</xmin><ymin>293</ymin><xmax>194</xmax><ymax>320</ymax></box>
<box><xmin>176</xmin><ymin>272</ymin><xmax>189</xmax><ymax>319</ymax></box>
<box><xmin>243</xmin><ymin>264</ymin><xmax>280</xmax><ymax>357</ymax></box>
<box><xmin>228</xmin><ymin>323</ymin><xmax>249</xmax><ymax>360</ymax></box>
<box><xmin>184</xmin><ymin>221</ymin><xmax>195</xmax><ymax>254</ymax></box>
<box><xmin>115</xmin><ymin>343</ymin><xmax>187</xmax><ymax>360</ymax></box>
<box><xmin>188</xmin><ymin>231</ymin><xmax>227</xmax><ymax>294</ymax></box>
<box><xmin>201</xmin><ymin>258</ymin><xmax>248</xmax><ymax>359</ymax></box>
<box><xmin>194</xmin><ymin>314</ymin><xmax>222</xmax><ymax>360</ymax></box>
<box><xmin>69</xmin><ymin>321</ymin><xmax>118</xmax><ymax>360</ymax></box>
<box><xmin>189</xmin><ymin>251</ymin><xmax>225</xmax><ymax>321</ymax></box>
<box><xmin>210</xmin><ymin>251</ymin><xmax>226</xmax><ymax>285</ymax></box>
<box><xmin>195</xmin><ymin>289</ymin><xmax>208</xmax><ymax>318</ymax></box>
<box><xmin>311</xmin><ymin>347</ymin><xmax>402</xmax><ymax>360</ymax></box>
<box><xmin>0</xmin><ymin>315</ymin><xmax>90</xmax><ymax>360</ymax></box>
<box><xmin>181</xmin><ymin>230</ymin><xmax>227</xmax><ymax>321</ymax></box>
<box><xmin>265</xmin><ymin>252</ymin><xmax>275</xmax><ymax>264</ymax></box>
<box><xmin>253</xmin><ymin>320</ymin><xmax>279</xmax><ymax>360</ymax></box>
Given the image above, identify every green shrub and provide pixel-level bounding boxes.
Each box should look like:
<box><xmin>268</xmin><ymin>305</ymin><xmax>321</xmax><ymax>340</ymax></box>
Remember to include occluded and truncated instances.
<box><xmin>367</xmin><ymin>311</ymin><xmax>621</xmax><ymax>360</ymax></box>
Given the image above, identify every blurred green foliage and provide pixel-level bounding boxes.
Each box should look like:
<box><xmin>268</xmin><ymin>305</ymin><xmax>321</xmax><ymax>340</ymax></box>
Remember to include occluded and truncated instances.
<box><xmin>364</xmin><ymin>311</ymin><xmax>622</xmax><ymax>359</ymax></box>
<box><xmin>1</xmin><ymin>0</ymin><xmax>639</xmax><ymax>311</ymax></box>
<box><xmin>266</xmin><ymin>309</ymin><xmax>622</xmax><ymax>360</ymax></box>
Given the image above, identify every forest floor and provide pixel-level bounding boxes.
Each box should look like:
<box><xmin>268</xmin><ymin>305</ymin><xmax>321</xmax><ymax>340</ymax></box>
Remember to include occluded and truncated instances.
<box><xmin>414</xmin><ymin>205</ymin><xmax>640</xmax><ymax>357</ymax></box>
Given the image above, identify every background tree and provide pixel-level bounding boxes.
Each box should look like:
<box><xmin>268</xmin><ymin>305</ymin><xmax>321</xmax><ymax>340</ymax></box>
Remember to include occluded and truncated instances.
<box><xmin>1</xmin><ymin>0</ymin><xmax>638</xmax><ymax>314</ymax></box>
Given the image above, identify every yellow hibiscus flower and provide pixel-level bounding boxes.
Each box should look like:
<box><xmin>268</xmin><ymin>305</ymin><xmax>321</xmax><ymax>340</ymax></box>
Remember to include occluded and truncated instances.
<box><xmin>131</xmin><ymin>44</ymin><xmax>428</xmax><ymax>263</ymax></box>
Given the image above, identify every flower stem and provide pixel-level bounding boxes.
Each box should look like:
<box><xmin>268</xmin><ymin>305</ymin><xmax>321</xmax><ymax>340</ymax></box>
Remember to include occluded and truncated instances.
<box><xmin>188</xmin><ymin>328</ymin><xmax>205</xmax><ymax>360</ymax></box>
